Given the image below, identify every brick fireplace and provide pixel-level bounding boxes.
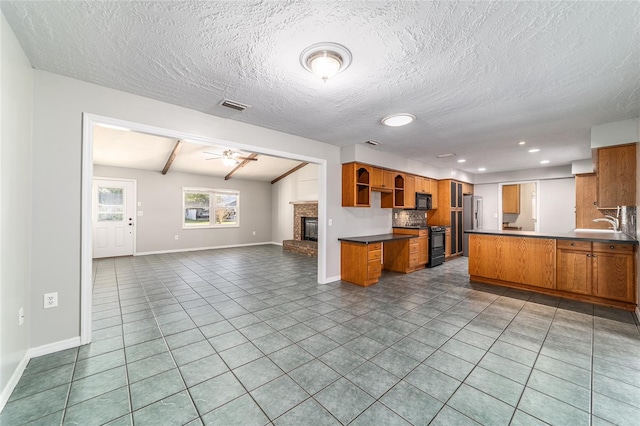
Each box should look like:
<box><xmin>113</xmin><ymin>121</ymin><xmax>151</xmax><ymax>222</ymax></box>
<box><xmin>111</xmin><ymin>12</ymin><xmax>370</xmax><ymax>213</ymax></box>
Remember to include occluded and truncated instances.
<box><xmin>283</xmin><ymin>201</ymin><xmax>318</xmax><ymax>257</ymax></box>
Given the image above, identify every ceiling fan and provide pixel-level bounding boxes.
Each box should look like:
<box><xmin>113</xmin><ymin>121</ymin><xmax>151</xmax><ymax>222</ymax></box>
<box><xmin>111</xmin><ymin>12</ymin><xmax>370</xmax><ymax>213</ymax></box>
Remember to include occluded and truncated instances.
<box><xmin>204</xmin><ymin>149</ymin><xmax>258</xmax><ymax>166</ymax></box>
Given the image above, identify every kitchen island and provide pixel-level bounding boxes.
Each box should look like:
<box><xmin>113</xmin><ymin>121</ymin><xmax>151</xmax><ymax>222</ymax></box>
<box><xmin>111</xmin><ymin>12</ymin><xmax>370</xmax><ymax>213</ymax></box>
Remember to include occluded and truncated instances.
<box><xmin>339</xmin><ymin>233</ymin><xmax>418</xmax><ymax>286</ymax></box>
<box><xmin>466</xmin><ymin>229</ymin><xmax>638</xmax><ymax>310</ymax></box>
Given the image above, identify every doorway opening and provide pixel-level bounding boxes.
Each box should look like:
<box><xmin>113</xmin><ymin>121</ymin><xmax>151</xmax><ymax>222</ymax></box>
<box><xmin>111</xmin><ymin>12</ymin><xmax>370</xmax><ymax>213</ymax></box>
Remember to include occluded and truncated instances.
<box><xmin>498</xmin><ymin>181</ymin><xmax>540</xmax><ymax>232</ymax></box>
<box><xmin>81</xmin><ymin>114</ymin><xmax>328</xmax><ymax>344</ymax></box>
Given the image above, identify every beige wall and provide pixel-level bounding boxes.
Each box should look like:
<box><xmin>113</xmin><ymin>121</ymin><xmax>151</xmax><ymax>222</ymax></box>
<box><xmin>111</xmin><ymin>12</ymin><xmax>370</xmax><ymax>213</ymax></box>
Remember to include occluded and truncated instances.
<box><xmin>94</xmin><ymin>166</ymin><xmax>273</xmax><ymax>253</ymax></box>
<box><xmin>1</xmin><ymin>13</ymin><xmax>33</xmax><ymax>402</ymax></box>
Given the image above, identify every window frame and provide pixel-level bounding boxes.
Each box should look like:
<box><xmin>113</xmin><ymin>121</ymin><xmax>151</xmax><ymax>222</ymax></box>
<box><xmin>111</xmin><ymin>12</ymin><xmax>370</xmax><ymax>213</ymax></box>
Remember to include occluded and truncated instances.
<box><xmin>182</xmin><ymin>187</ymin><xmax>240</xmax><ymax>229</ymax></box>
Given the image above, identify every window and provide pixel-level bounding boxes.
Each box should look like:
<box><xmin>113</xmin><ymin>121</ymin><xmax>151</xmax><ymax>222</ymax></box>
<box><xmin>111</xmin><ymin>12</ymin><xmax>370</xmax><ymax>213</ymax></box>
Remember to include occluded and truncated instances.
<box><xmin>183</xmin><ymin>188</ymin><xmax>239</xmax><ymax>228</ymax></box>
<box><xmin>97</xmin><ymin>187</ymin><xmax>124</xmax><ymax>221</ymax></box>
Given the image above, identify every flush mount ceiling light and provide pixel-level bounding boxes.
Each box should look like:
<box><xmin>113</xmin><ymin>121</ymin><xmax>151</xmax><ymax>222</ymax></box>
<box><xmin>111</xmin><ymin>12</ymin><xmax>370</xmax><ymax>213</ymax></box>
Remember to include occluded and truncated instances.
<box><xmin>381</xmin><ymin>113</ymin><xmax>416</xmax><ymax>127</ymax></box>
<box><xmin>300</xmin><ymin>42</ymin><xmax>352</xmax><ymax>81</ymax></box>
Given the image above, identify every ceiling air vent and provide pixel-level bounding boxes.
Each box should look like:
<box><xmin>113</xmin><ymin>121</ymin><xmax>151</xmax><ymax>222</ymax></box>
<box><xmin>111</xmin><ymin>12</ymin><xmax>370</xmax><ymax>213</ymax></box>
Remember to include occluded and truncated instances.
<box><xmin>219</xmin><ymin>99</ymin><xmax>250</xmax><ymax>112</ymax></box>
<box><xmin>363</xmin><ymin>140</ymin><xmax>381</xmax><ymax>146</ymax></box>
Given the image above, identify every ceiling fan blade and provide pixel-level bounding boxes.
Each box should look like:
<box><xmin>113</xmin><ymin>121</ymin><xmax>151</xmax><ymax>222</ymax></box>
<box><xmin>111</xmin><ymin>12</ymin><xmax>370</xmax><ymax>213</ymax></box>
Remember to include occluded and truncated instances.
<box><xmin>203</xmin><ymin>151</ymin><xmax>223</xmax><ymax>157</ymax></box>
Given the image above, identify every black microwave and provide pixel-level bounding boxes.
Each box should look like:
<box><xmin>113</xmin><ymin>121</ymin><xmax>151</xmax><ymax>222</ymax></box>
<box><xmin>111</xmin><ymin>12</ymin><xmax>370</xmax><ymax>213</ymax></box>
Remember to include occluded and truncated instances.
<box><xmin>415</xmin><ymin>193</ymin><xmax>432</xmax><ymax>210</ymax></box>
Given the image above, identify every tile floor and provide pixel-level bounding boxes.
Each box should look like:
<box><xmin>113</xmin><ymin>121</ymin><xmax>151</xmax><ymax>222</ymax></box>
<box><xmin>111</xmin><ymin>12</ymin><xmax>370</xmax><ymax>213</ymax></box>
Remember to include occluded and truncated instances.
<box><xmin>2</xmin><ymin>245</ymin><xmax>640</xmax><ymax>425</ymax></box>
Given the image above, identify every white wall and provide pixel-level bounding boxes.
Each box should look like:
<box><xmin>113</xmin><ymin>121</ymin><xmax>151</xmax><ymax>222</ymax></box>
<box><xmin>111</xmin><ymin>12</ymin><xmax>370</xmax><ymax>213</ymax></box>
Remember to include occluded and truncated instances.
<box><xmin>474</xmin><ymin>178</ymin><xmax>576</xmax><ymax>233</ymax></box>
<box><xmin>513</xmin><ymin>183</ymin><xmax>536</xmax><ymax>231</ymax></box>
<box><xmin>94</xmin><ymin>166</ymin><xmax>273</xmax><ymax>253</ymax></box>
<box><xmin>271</xmin><ymin>163</ymin><xmax>319</xmax><ymax>243</ymax></box>
<box><xmin>1</xmin><ymin>13</ymin><xmax>33</xmax><ymax>405</ymax></box>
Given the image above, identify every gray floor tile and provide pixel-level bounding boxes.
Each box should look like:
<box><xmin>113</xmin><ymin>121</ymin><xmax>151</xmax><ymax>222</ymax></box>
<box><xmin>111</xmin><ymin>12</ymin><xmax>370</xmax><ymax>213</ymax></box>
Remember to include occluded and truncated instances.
<box><xmin>132</xmin><ymin>391</ymin><xmax>199</xmax><ymax>426</ymax></box>
<box><xmin>189</xmin><ymin>372</ymin><xmax>246</xmax><ymax>415</ymax></box>
<box><xmin>233</xmin><ymin>356</ymin><xmax>284</xmax><ymax>391</ymax></box>
<box><xmin>440</xmin><ymin>338</ymin><xmax>486</xmax><ymax>364</ymax></box>
<box><xmin>592</xmin><ymin>392</ymin><xmax>640</xmax><ymax>426</ymax></box>
<box><xmin>448</xmin><ymin>384</ymin><xmax>515</xmax><ymax>425</ymax></box>
<box><xmin>274</xmin><ymin>399</ymin><xmax>339</xmax><ymax>426</ymax></box>
<box><xmin>9</xmin><ymin>363</ymin><xmax>74</xmax><ymax>402</ymax></box>
<box><xmin>424</xmin><ymin>350</ymin><xmax>475</xmax><ymax>381</ymax></box>
<box><xmin>391</xmin><ymin>336</ymin><xmax>437</xmax><ymax>361</ymax></box>
<box><xmin>179</xmin><ymin>354</ymin><xmax>229</xmax><ymax>387</ymax></box>
<box><xmin>593</xmin><ymin>373</ymin><xmax>640</xmax><ymax>409</ymax></box>
<box><xmin>430</xmin><ymin>406</ymin><xmax>481</xmax><ymax>425</ymax></box>
<box><xmin>208</xmin><ymin>330</ymin><xmax>249</xmax><ymax>351</ymax></box>
<box><xmin>25</xmin><ymin>410</ymin><xmax>65</xmax><ymax>426</ymax></box>
<box><xmin>129</xmin><ymin>368</ymin><xmax>185</xmax><ymax>410</ymax></box>
<box><xmin>370</xmin><ymin>347</ymin><xmax>420</xmax><ymax>378</ymax></box>
<box><xmin>409</xmin><ymin>327</ymin><xmax>451</xmax><ymax>348</ymax></box>
<box><xmin>321</xmin><ymin>324</ymin><xmax>361</xmax><ymax>344</ymax></box>
<box><xmin>63</xmin><ymin>387</ymin><xmax>130</xmax><ymax>426</ymax></box>
<box><xmin>314</xmin><ymin>378</ymin><xmax>374</xmax><ymax>424</ymax></box>
<box><xmin>123</xmin><ymin>327</ymin><xmax>163</xmax><ymax>347</ymax></box>
<box><xmin>405</xmin><ymin>364</ymin><xmax>461</xmax><ymax>402</ymax></box>
<box><xmin>251</xmin><ymin>375</ymin><xmax>309</xmax><ymax>419</ymax></box>
<box><xmin>289</xmin><ymin>359</ymin><xmax>341</xmax><ymax>395</ymax></box>
<box><xmin>510</xmin><ymin>409</ymin><xmax>549</xmax><ymax>426</ymax></box>
<box><xmin>297</xmin><ymin>333</ymin><xmax>340</xmax><ymax>357</ymax></box>
<box><xmin>202</xmin><ymin>393</ymin><xmax>269</xmax><ymax>426</ymax></box>
<box><xmin>518</xmin><ymin>387</ymin><xmax>590</xmax><ymax>425</ymax></box>
<box><xmin>342</xmin><ymin>335</ymin><xmax>387</xmax><ymax>360</ymax></box>
<box><xmin>78</xmin><ymin>336</ymin><xmax>124</xmax><ymax>360</ymax></box>
<box><xmin>252</xmin><ymin>331</ymin><xmax>294</xmax><ymax>354</ymax></box>
<box><xmin>219</xmin><ymin>342</ymin><xmax>264</xmax><ymax>369</ymax></box>
<box><xmin>478</xmin><ymin>352</ymin><xmax>532</xmax><ymax>385</ymax></box>
<box><xmin>453</xmin><ymin>328</ymin><xmax>496</xmax><ymax>350</ymax></box>
<box><xmin>280</xmin><ymin>323</ymin><xmax>318</xmax><ymax>342</ymax></box>
<box><xmin>346</xmin><ymin>361</ymin><xmax>401</xmax><ymax>399</ymax></box>
<box><xmin>534</xmin><ymin>354</ymin><xmax>591</xmax><ymax>389</ymax></box>
<box><xmin>172</xmin><ymin>340</ymin><xmax>216</xmax><ymax>366</ymax></box>
<box><xmin>350</xmin><ymin>401</ymin><xmax>411</xmax><ymax>426</ymax></box>
<box><xmin>319</xmin><ymin>346</ymin><xmax>366</xmax><ymax>375</ymax></box>
<box><xmin>464</xmin><ymin>367</ymin><xmax>524</xmax><ymax>407</ymax></box>
<box><xmin>527</xmin><ymin>369</ymin><xmax>590</xmax><ymax>411</ymax></box>
<box><xmin>124</xmin><ymin>338</ymin><xmax>168</xmax><ymax>363</ymax></box>
<box><xmin>381</xmin><ymin>381</ymin><xmax>442</xmax><ymax>425</ymax></box>
<box><xmin>0</xmin><ymin>384</ymin><xmax>70</xmax><ymax>424</ymax></box>
<box><xmin>165</xmin><ymin>328</ymin><xmax>205</xmax><ymax>350</ymax></box>
<box><xmin>68</xmin><ymin>365</ymin><xmax>128</xmax><ymax>406</ymax></box>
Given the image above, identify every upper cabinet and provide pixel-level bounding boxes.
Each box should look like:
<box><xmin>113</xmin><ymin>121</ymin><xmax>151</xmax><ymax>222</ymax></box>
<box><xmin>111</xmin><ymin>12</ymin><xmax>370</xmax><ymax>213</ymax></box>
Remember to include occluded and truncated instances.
<box><xmin>596</xmin><ymin>143</ymin><xmax>636</xmax><ymax>207</ymax></box>
<box><xmin>371</xmin><ymin>167</ymin><xmax>393</xmax><ymax>191</ymax></box>
<box><xmin>342</xmin><ymin>163</ymin><xmax>371</xmax><ymax>207</ymax></box>
<box><xmin>502</xmin><ymin>184</ymin><xmax>520</xmax><ymax>214</ymax></box>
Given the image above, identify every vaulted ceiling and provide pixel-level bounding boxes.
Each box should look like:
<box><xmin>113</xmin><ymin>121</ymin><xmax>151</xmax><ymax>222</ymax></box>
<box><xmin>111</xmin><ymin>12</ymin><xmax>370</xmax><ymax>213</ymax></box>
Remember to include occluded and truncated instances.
<box><xmin>3</xmin><ymin>1</ymin><xmax>639</xmax><ymax>174</ymax></box>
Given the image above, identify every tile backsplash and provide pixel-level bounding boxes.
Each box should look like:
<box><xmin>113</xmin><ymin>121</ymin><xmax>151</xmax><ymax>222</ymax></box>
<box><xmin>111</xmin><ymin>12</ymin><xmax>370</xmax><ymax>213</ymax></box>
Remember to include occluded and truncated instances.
<box><xmin>392</xmin><ymin>209</ymin><xmax>427</xmax><ymax>227</ymax></box>
<box><xmin>620</xmin><ymin>206</ymin><xmax>637</xmax><ymax>239</ymax></box>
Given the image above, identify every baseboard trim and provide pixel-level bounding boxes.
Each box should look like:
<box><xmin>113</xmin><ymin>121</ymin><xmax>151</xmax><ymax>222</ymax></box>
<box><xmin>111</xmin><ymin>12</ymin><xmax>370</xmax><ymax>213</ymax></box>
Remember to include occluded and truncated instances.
<box><xmin>270</xmin><ymin>241</ymin><xmax>283</xmax><ymax>246</ymax></box>
<box><xmin>322</xmin><ymin>275</ymin><xmax>341</xmax><ymax>284</ymax></box>
<box><xmin>0</xmin><ymin>352</ymin><xmax>29</xmax><ymax>412</ymax></box>
<box><xmin>135</xmin><ymin>242</ymin><xmax>278</xmax><ymax>256</ymax></box>
<box><xmin>0</xmin><ymin>336</ymin><xmax>81</xmax><ymax>413</ymax></box>
<box><xmin>635</xmin><ymin>306</ymin><xmax>640</xmax><ymax>324</ymax></box>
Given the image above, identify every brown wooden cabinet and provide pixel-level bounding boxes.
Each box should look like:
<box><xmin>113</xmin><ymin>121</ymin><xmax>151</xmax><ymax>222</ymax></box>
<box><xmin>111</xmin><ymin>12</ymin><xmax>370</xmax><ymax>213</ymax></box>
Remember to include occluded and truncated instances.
<box><xmin>462</xmin><ymin>182</ymin><xmax>474</xmax><ymax>195</ymax></box>
<box><xmin>393</xmin><ymin>173</ymin><xmax>406</xmax><ymax>208</ymax></box>
<box><xmin>502</xmin><ymin>184</ymin><xmax>520</xmax><ymax>214</ymax></box>
<box><xmin>444</xmin><ymin>227</ymin><xmax>451</xmax><ymax>258</ymax></box>
<box><xmin>392</xmin><ymin>228</ymin><xmax>428</xmax><ymax>271</ymax></box>
<box><xmin>557</xmin><ymin>240</ymin><xmax>636</xmax><ymax>303</ymax></box>
<box><xmin>597</xmin><ymin>143</ymin><xmax>636</xmax><ymax>208</ymax></box>
<box><xmin>340</xmin><ymin>241</ymin><xmax>382</xmax><ymax>286</ymax></box>
<box><xmin>430</xmin><ymin>180</ymin><xmax>464</xmax><ymax>257</ymax></box>
<box><xmin>371</xmin><ymin>167</ymin><xmax>393</xmax><ymax>191</ymax></box>
<box><xmin>404</xmin><ymin>175</ymin><xmax>416</xmax><ymax>209</ymax></box>
<box><xmin>342</xmin><ymin>163</ymin><xmax>371</xmax><ymax>207</ymax></box>
<box><xmin>575</xmin><ymin>174</ymin><xmax>609</xmax><ymax>230</ymax></box>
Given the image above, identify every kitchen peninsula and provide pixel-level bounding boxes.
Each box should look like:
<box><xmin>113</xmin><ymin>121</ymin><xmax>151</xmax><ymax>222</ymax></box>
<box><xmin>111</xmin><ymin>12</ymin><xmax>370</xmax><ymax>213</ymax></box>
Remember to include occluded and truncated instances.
<box><xmin>339</xmin><ymin>227</ymin><xmax>428</xmax><ymax>286</ymax></box>
<box><xmin>466</xmin><ymin>229</ymin><xmax>638</xmax><ymax>310</ymax></box>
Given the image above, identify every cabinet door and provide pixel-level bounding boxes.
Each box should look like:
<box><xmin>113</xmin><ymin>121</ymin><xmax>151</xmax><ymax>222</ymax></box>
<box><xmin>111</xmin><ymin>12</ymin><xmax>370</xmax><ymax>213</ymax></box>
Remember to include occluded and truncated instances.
<box><xmin>445</xmin><ymin>227</ymin><xmax>452</xmax><ymax>258</ymax></box>
<box><xmin>418</xmin><ymin>236</ymin><xmax>428</xmax><ymax>265</ymax></box>
<box><xmin>592</xmin><ymin>252</ymin><xmax>635</xmax><ymax>302</ymax></box>
<box><xmin>342</xmin><ymin>163</ymin><xmax>371</xmax><ymax>207</ymax></box>
<box><xmin>502</xmin><ymin>184</ymin><xmax>520</xmax><ymax>214</ymax></box>
<box><xmin>457</xmin><ymin>183</ymin><xmax>463</xmax><ymax>208</ymax></box>
<box><xmin>557</xmin><ymin>250</ymin><xmax>592</xmax><ymax>294</ymax></box>
<box><xmin>597</xmin><ymin>143</ymin><xmax>636</xmax><ymax>207</ymax></box>
<box><xmin>404</xmin><ymin>175</ymin><xmax>416</xmax><ymax>209</ymax></box>
<box><xmin>450</xmin><ymin>211</ymin><xmax>457</xmax><ymax>254</ymax></box>
<box><xmin>450</xmin><ymin>181</ymin><xmax>456</xmax><ymax>208</ymax></box>
<box><xmin>456</xmin><ymin>210</ymin><xmax>463</xmax><ymax>253</ymax></box>
<box><xmin>430</xmin><ymin>180</ymin><xmax>439</xmax><ymax>209</ymax></box>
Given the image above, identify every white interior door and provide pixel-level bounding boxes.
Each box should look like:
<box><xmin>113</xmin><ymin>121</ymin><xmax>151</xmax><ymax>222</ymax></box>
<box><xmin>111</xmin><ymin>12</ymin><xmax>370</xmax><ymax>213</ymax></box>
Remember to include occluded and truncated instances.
<box><xmin>92</xmin><ymin>178</ymin><xmax>135</xmax><ymax>258</ymax></box>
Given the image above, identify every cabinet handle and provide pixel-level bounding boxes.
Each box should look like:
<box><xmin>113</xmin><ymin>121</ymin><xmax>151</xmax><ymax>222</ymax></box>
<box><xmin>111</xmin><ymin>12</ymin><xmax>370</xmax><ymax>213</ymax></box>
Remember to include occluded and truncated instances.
<box><xmin>610</xmin><ymin>245</ymin><xmax>615</xmax><ymax>249</ymax></box>
<box><xmin>592</xmin><ymin>254</ymin><xmax>597</xmax><ymax>258</ymax></box>
<box><xmin>570</xmin><ymin>243</ymin><xmax>576</xmax><ymax>246</ymax></box>
<box><xmin>586</xmin><ymin>254</ymin><xmax>591</xmax><ymax>257</ymax></box>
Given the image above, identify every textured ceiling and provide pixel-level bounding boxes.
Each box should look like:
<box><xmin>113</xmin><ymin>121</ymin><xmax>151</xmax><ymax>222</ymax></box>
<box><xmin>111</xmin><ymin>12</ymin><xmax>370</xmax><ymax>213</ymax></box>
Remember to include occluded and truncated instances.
<box><xmin>93</xmin><ymin>126</ymin><xmax>305</xmax><ymax>181</ymax></box>
<box><xmin>3</xmin><ymin>1</ymin><xmax>639</xmax><ymax>174</ymax></box>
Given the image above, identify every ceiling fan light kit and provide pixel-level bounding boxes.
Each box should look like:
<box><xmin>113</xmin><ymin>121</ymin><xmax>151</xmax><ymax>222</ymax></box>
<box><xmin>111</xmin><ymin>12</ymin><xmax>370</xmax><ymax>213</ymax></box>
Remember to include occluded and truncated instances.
<box><xmin>300</xmin><ymin>42</ymin><xmax>352</xmax><ymax>81</ymax></box>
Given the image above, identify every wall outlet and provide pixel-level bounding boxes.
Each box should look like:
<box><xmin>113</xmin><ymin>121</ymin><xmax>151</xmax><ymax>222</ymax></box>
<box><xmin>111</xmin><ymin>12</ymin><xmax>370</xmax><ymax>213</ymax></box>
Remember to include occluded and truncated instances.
<box><xmin>18</xmin><ymin>308</ymin><xmax>24</xmax><ymax>326</ymax></box>
<box><xmin>394</xmin><ymin>213</ymin><xmax>398</xmax><ymax>219</ymax></box>
<box><xmin>137</xmin><ymin>201</ymin><xmax>142</xmax><ymax>206</ymax></box>
<box><xmin>328</xmin><ymin>219</ymin><xmax>333</xmax><ymax>226</ymax></box>
<box><xmin>252</xmin><ymin>231</ymin><xmax>256</xmax><ymax>235</ymax></box>
<box><xmin>44</xmin><ymin>292</ymin><xmax>58</xmax><ymax>309</ymax></box>
<box><xmin>174</xmin><ymin>235</ymin><xmax>179</xmax><ymax>240</ymax></box>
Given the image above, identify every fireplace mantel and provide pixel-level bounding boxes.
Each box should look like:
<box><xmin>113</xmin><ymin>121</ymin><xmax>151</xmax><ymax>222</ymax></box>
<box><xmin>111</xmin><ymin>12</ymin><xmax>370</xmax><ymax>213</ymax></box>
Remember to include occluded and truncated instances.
<box><xmin>289</xmin><ymin>200</ymin><xmax>318</xmax><ymax>205</ymax></box>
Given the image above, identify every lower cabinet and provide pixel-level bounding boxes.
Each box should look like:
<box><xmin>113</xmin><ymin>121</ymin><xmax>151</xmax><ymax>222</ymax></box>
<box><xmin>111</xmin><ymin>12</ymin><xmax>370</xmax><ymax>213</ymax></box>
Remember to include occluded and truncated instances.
<box><xmin>557</xmin><ymin>240</ymin><xmax>635</xmax><ymax>303</ymax></box>
<box><xmin>340</xmin><ymin>241</ymin><xmax>381</xmax><ymax>287</ymax></box>
<box><xmin>469</xmin><ymin>234</ymin><xmax>637</xmax><ymax>309</ymax></box>
<box><xmin>384</xmin><ymin>237</ymin><xmax>424</xmax><ymax>273</ymax></box>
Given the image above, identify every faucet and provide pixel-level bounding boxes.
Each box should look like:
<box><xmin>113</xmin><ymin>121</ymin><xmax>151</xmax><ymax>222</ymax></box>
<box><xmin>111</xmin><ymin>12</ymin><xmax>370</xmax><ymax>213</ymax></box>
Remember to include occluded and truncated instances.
<box><xmin>593</xmin><ymin>215</ymin><xmax>620</xmax><ymax>232</ymax></box>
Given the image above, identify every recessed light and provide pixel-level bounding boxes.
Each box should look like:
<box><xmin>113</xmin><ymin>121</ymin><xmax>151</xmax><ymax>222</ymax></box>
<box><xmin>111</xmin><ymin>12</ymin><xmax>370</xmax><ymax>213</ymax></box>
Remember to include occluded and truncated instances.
<box><xmin>478</xmin><ymin>167</ymin><xmax>486</xmax><ymax>171</ymax></box>
<box><xmin>381</xmin><ymin>113</ymin><xmax>416</xmax><ymax>127</ymax></box>
<box><xmin>518</xmin><ymin>141</ymin><xmax>526</xmax><ymax>145</ymax></box>
<box><xmin>540</xmin><ymin>160</ymin><xmax>550</xmax><ymax>164</ymax></box>
<box><xmin>457</xmin><ymin>159</ymin><xmax>466</xmax><ymax>163</ymax></box>
<box><xmin>528</xmin><ymin>148</ymin><xmax>540</xmax><ymax>153</ymax></box>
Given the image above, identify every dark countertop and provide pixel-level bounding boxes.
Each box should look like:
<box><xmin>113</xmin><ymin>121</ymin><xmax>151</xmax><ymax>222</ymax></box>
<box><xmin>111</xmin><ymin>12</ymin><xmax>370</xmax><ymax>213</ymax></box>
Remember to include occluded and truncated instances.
<box><xmin>338</xmin><ymin>233</ymin><xmax>416</xmax><ymax>244</ymax></box>
<box><xmin>465</xmin><ymin>229</ymin><xmax>638</xmax><ymax>245</ymax></box>
<box><xmin>392</xmin><ymin>226</ymin><xmax>429</xmax><ymax>229</ymax></box>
